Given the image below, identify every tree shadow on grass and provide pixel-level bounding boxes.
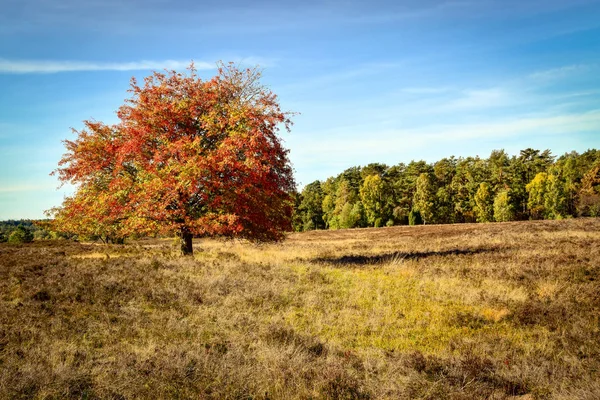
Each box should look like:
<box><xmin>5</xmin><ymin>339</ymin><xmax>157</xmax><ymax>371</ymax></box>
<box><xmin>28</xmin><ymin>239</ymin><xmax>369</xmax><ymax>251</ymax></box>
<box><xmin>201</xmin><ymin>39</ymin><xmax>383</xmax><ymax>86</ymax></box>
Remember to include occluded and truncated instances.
<box><xmin>310</xmin><ymin>247</ymin><xmax>499</xmax><ymax>267</ymax></box>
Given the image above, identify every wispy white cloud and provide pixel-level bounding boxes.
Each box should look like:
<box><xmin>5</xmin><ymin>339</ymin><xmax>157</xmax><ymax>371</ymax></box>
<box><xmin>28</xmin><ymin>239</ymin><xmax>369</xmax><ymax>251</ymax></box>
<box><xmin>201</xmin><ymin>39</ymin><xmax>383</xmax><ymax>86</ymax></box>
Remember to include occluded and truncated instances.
<box><xmin>422</xmin><ymin>109</ymin><xmax>600</xmax><ymax>141</ymax></box>
<box><xmin>439</xmin><ymin>87</ymin><xmax>514</xmax><ymax>111</ymax></box>
<box><xmin>0</xmin><ymin>183</ymin><xmax>58</xmax><ymax>193</ymax></box>
<box><xmin>400</xmin><ymin>87</ymin><xmax>452</xmax><ymax>95</ymax></box>
<box><xmin>0</xmin><ymin>59</ymin><xmax>215</xmax><ymax>74</ymax></box>
<box><xmin>290</xmin><ymin>109</ymin><xmax>600</xmax><ymax>165</ymax></box>
<box><xmin>529</xmin><ymin>64</ymin><xmax>591</xmax><ymax>81</ymax></box>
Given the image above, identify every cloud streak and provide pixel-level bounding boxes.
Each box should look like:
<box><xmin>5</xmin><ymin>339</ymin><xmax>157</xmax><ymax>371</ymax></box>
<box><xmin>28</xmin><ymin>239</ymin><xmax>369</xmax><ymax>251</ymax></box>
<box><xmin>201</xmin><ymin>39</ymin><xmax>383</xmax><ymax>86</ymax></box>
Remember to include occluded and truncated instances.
<box><xmin>290</xmin><ymin>109</ymin><xmax>600</xmax><ymax>163</ymax></box>
<box><xmin>529</xmin><ymin>64</ymin><xmax>592</xmax><ymax>82</ymax></box>
<box><xmin>0</xmin><ymin>59</ymin><xmax>215</xmax><ymax>74</ymax></box>
<box><xmin>0</xmin><ymin>183</ymin><xmax>58</xmax><ymax>193</ymax></box>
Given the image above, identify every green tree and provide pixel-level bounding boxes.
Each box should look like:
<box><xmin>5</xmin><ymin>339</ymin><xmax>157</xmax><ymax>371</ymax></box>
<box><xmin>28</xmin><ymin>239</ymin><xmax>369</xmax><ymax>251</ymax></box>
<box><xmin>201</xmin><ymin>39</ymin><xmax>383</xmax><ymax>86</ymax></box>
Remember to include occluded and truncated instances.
<box><xmin>360</xmin><ymin>163</ymin><xmax>388</xmax><ymax>179</ymax></box>
<box><xmin>401</xmin><ymin>160</ymin><xmax>434</xmax><ymax>215</ymax></box>
<box><xmin>321</xmin><ymin>177</ymin><xmax>337</xmax><ymax>228</ymax></box>
<box><xmin>488</xmin><ymin>149</ymin><xmax>510</xmax><ymax>191</ymax></box>
<box><xmin>450</xmin><ymin>157</ymin><xmax>488</xmax><ymax>222</ymax></box>
<box><xmin>333</xmin><ymin>180</ymin><xmax>357</xmax><ymax>228</ymax></box>
<box><xmin>298</xmin><ymin>181</ymin><xmax>325</xmax><ymax>231</ymax></box>
<box><xmin>434</xmin><ymin>186</ymin><xmax>454</xmax><ymax>224</ymax></box>
<box><xmin>340</xmin><ymin>167</ymin><xmax>363</xmax><ymax>196</ymax></box>
<box><xmin>351</xmin><ymin>202</ymin><xmax>366</xmax><ymax>228</ymax></box>
<box><xmin>8</xmin><ymin>225</ymin><xmax>34</xmax><ymax>244</ymax></box>
<box><xmin>526</xmin><ymin>172</ymin><xmax>549</xmax><ymax>219</ymax></box>
<box><xmin>433</xmin><ymin>157</ymin><xmax>457</xmax><ymax>188</ymax></box>
<box><xmin>409</xmin><ymin>210</ymin><xmax>423</xmax><ymax>225</ymax></box>
<box><xmin>474</xmin><ymin>182</ymin><xmax>494</xmax><ymax>222</ymax></box>
<box><xmin>544</xmin><ymin>173</ymin><xmax>567</xmax><ymax>219</ymax></box>
<box><xmin>578</xmin><ymin>159</ymin><xmax>600</xmax><ymax>216</ymax></box>
<box><xmin>385</xmin><ymin>164</ymin><xmax>410</xmax><ymax>224</ymax></box>
<box><xmin>554</xmin><ymin>152</ymin><xmax>582</xmax><ymax>216</ymax></box>
<box><xmin>510</xmin><ymin>149</ymin><xmax>554</xmax><ymax>218</ymax></box>
<box><xmin>338</xmin><ymin>201</ymin><xmax>363</xmax><ymax>229</ymax></box>
<box><xmin>322</xmin><ymin>194</ymin><xmax>336</xmax><ymax>229</ymax></box>
<box><xmin>360</xmin><ymin>174</ymin><xmax>385</xmax><ymax>226</ymax></box>
<box><xmin>493</xmin><ymin>189</ymin><xmax>514</xmax><ymax>222</ymax></box>
<box><xmin>413</xmin><ymin>173</ymin><xmax>435</xmax><ymax>224</ymax></box>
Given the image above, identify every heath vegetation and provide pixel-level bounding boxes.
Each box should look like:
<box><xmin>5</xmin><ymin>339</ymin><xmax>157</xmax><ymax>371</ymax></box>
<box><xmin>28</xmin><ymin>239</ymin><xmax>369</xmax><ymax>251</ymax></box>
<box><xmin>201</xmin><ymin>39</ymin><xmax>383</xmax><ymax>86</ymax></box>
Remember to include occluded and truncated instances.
<box><xmin>1</xmin><ymin>218</ymin><xmax>599</xmax><ymax>399</ymax></box>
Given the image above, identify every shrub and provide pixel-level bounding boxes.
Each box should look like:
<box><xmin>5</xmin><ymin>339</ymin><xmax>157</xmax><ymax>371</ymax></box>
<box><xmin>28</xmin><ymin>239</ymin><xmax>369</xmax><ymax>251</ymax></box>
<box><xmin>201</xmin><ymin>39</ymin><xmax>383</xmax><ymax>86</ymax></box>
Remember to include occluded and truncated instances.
<box><xmin>8</xmin><ymin>226</ymin><xmax>34</xmax><ymax>244</ymax></box>
<box><xmin>409</xmin><ymin>210</ymin><xmax>423</xmax><ymax>226</ymax></box>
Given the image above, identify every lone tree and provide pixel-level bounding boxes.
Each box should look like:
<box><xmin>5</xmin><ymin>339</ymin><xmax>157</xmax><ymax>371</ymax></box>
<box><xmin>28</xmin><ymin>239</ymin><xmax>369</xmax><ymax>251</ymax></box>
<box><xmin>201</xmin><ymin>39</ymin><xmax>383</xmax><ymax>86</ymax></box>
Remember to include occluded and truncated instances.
<box><xmin>49</xmin><ymin>63</ymin><xmax>296</xmax><ymax>255</ymax></box>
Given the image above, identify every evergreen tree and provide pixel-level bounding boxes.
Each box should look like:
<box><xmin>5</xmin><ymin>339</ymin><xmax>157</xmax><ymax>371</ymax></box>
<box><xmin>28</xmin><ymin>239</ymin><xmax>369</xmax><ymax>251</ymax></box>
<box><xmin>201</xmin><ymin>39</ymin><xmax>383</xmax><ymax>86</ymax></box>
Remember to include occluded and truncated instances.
<box><xmin>451</xmin><ymin>157</ymin><xmax>487</xmax><ymax>222</ymax></box>
<box><xmin>293</xmin><ymin>147</ymin><xmax>597</xmax><ymax>230</ymax></box>
<box><xmin>488</xmin><ymin>149</ymin><xmax>510</xmax><ymax>191</ymax></box>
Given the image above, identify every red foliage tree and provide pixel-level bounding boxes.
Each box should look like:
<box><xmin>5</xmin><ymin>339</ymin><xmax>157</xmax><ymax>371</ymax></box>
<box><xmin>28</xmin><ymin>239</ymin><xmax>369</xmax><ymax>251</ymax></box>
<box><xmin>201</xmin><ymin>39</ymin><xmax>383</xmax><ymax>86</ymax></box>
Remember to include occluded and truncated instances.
<box><xmin>49</xmin><ymin>63</ymin><xmax>296</xmax><ymax>255</ymax></box>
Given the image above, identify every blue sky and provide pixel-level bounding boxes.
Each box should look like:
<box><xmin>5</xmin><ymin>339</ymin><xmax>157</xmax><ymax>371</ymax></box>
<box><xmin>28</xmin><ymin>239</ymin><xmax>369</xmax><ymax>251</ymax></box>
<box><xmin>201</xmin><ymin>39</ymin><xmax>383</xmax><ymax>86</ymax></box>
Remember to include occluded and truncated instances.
<box><xmin>1</xmin><ymin>0</ymin><xmax>599</xmax><ymax>219</ymax></box>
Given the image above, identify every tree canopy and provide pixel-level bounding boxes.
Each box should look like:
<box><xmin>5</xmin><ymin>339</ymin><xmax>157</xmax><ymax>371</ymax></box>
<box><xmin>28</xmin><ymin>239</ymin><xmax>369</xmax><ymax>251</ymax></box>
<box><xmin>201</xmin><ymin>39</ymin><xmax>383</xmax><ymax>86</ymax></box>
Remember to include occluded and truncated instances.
<box><xmin>294</xmin><ymin>148</ymin><xmax>600</xmax><ymax>231</ymax></box>
<box><xmin>50</xmin><ymin>63</ymin><xmax>295</xmax><ymax>255</ymax></box>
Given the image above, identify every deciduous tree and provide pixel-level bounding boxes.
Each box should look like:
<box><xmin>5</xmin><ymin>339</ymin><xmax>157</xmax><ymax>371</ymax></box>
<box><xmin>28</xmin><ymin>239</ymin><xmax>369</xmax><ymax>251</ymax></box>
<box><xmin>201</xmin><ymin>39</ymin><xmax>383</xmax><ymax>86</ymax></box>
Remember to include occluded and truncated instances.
<box><xmin>474</xmin><ymin>182</ymin><xmax>494</xmax><ymax>223</ymax></box>
<box><xmin>297</xmin><ymin>181</ymin><xmax>325</xmax><ymax>231</ymax></box>
<box><xmin>526</xmin><ymin>172</ymin><xmax>549</xmax><ymax>219</ymax></box>
<box><xmin>360</xmin><ymin>174</ymin><xmax>385</xmax><ymax>227</ymax></box>
<box><xmin>413</xmin><ymin>173</ymin><xmax>435</xmax><ymax>224</ymax></box>
<box><xmin>544</xmin><ymin>173</ymin><xmax>567</xmax><ymax>219</ymax></box>
<box><xmin>578</xmin><ymin>159</ymin><xmax>600</xmax><ymax>216</ymax></box>
<box><xmin>493</xmin><ymin>189</ymin><xmax>514</xmax><ymax>222</ymax></box>
<box><xmin>50</xmin><ymin>63</ymin><xmax>295</xmax><ymax>255</ymax></box>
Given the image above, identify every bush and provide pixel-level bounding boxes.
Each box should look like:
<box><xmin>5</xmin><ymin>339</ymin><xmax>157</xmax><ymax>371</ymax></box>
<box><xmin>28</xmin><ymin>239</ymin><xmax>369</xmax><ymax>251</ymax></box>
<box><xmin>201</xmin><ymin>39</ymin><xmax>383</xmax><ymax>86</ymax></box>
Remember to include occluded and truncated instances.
<box><xmin>409</xmin><ymin>210</ymin><xmax>423</xmax><ymax>226</ymax></box>
<box><xmin>8</xmin><ymin>226</ymin><xmax>34</xmax><ymax>244</ymax></box>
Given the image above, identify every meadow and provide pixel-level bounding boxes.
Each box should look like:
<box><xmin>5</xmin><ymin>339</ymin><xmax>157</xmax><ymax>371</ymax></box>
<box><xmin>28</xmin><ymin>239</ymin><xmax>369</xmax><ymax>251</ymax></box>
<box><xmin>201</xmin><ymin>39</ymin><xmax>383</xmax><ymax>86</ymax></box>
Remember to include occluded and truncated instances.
<box><xmin>1</xmin><ymin>218</ymin><xmax>599</xmax><ymax>399</ymax></box>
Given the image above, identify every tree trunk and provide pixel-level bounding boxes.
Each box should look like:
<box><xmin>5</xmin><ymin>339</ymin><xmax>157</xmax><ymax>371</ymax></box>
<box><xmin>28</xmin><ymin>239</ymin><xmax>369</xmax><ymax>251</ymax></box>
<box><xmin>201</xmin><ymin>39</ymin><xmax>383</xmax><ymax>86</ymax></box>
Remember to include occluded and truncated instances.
<box><xmin>179</xmin><ymin>228</ymin><xmax>193</xmax><ymax>256</ymax></box>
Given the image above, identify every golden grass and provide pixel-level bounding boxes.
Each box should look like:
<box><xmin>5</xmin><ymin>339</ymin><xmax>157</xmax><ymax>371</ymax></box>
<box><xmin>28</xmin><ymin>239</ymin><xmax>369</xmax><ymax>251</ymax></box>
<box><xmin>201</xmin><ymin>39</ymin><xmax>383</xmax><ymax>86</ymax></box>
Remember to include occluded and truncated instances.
<box><xmin>1</xmin><ymin>218</ymin><xmax>599</xmax><ymax>399</ymax></box>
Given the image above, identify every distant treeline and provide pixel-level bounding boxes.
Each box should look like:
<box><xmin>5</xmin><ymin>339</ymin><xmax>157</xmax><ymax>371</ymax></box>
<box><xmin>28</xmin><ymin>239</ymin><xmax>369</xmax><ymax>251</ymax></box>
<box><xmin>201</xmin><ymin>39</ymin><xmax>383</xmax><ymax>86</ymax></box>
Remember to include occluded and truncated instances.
<box><xmin>292</xmin><ymin>148</ymin><xmax>600</xmax><ymax>231</ymax></box>
<box><xmin>0</xmin><ymin>220</ymin><xmax>59</xmax><ymax>243</ymax></box>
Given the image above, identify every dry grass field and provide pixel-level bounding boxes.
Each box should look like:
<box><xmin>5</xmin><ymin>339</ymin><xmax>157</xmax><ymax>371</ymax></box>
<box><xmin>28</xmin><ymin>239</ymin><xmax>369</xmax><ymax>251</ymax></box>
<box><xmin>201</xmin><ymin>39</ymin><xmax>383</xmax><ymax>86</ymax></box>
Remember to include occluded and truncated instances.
<box><xmin>1</xmin><ymin>219</ymin><xmax>599</xmax><ymax>399</ymax></box>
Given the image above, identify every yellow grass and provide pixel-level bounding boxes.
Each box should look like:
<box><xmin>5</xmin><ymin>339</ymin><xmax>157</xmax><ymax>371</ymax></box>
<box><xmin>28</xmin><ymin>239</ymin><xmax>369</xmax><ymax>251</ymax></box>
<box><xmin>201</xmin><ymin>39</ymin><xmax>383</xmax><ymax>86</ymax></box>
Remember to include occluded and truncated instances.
<box><xmin>1</xmin><ymin>218</ymin><xmax>599</xmax><ymax>399</ymax></box>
